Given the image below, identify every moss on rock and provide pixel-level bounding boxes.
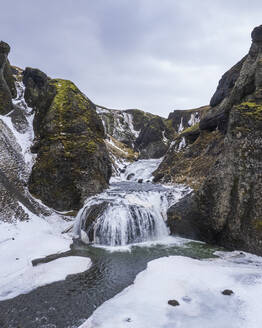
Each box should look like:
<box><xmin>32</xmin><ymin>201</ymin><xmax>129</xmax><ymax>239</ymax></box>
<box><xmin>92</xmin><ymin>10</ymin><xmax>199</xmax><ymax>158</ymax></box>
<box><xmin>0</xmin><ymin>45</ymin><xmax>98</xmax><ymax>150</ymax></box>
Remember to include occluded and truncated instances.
<box><xmin>24</xmin><ymin>71</ymin><xmax>111</xmax><ymax>211</ymax></box>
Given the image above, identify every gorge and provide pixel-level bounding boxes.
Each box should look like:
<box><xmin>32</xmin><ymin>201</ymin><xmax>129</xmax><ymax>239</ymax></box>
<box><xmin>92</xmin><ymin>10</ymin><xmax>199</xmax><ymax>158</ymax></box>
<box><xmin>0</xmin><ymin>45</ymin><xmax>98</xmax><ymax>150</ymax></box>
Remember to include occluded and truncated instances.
<box><xmin>0</xmin><ymin>25</ymin><xmax>262</xmax><ymax>328</ymax></box>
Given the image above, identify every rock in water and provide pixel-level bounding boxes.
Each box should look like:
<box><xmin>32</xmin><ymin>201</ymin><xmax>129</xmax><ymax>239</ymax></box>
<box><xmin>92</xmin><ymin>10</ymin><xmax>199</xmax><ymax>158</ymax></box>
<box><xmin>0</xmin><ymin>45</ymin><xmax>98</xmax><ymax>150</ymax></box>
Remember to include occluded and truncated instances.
<box><xmin>166</xmin><ymin>25</ymin><xmax>262</xmax><ymax>256</ymax></box>
<box><xmin>23</xmin><ymin>68</ymin><xmax>112</xmax><ymax>211</ymax></box>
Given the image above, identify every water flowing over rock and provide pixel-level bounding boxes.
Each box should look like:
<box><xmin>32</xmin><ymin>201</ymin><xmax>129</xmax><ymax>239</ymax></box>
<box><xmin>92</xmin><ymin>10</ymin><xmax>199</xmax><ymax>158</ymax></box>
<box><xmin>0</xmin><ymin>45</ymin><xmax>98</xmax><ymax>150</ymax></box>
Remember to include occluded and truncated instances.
<box><xmin>96</xmin><ymin>106</ymin><xmax>175</xmax><ymax>175</ymax></box>
<box><xmin>74</xmin><ymin>159</ymin><xmax>189</xmax><ymax>246</ymax></box>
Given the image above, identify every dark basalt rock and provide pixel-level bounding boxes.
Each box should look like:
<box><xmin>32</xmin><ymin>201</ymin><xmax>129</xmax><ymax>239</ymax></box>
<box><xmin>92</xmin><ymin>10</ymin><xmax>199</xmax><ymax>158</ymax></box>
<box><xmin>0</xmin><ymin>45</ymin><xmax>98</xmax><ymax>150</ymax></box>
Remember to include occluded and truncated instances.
<box><xmin>209</xmin><ymin>56</ymin><xmax>247</xmax><ymax>108</ymax></box>
<box><xmin>222</xmin><ymin>289</ymin><xmax>234</xmax><ymax>296</ymax></box>
<box><xmin>0</xmin><ymin>41</ymin><xmax>13</xmax><ymax>115</ymax></box>
<box><xmin>23</xmin><ymin>69</ymin><xmax>112</xmax><ymax>211</ymax></box>
<box><xmin>127</xmin><ymin>173</ymin><xmax>135</xmax><ymax>180</ymax></box>
<box><xmin>168</xmin><ymin>300</ymin><xmax>180</xmax><ymax>307</ymax></box>
<box><xmin>251</xmin><ymin>24</ymin><xmax>262</xmax><ymax>42</ymax></box>
<box><xmin>166</xmin><ymin>25</ymin><xmax>262</xmax><ymax>256</ymax></box>
<box><xmin>167</xmin><ymin>192</ymin><xmax>205</xmax><ymax>241</ymax></box>
<box><xmin>4</xmin><ymin>60</ymin><xmax>17</xmax><ymax>98</ymax></box>
<box><xmin>135</xmin><ymin>116</ymin><xmax>168</xmax><ymax>159</ymax></box>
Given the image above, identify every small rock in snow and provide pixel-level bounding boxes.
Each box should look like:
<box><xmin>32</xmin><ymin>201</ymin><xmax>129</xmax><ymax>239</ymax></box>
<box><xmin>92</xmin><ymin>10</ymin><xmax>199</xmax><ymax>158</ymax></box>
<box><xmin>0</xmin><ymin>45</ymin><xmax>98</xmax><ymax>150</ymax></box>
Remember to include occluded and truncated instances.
<box><xmin>168</xmin><ymin>299</ymin><xmax>180</xmax><ymax>306</ymax></box>
<box><xmin>222</xmin><ymin>289</ymin><xmax>234</xmax><ymax>296</ymax></box>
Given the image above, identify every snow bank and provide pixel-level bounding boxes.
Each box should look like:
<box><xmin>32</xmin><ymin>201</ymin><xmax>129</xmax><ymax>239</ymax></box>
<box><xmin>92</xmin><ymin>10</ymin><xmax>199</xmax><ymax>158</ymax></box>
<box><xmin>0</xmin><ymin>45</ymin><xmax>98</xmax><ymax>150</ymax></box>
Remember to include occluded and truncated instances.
<box><xmin>81</xmin><ymin>254</ymin><xmax>262</xmax><ymax>328</ymax></box>
<box><xmin>0</xmin><ymin>214</ymin><xmax>91</xmax><ymax>301</ymax></box>
<box><xmin>0</xmin><ymin>256</ymin><xmax>91</xmax><ymax>301</ymax></box>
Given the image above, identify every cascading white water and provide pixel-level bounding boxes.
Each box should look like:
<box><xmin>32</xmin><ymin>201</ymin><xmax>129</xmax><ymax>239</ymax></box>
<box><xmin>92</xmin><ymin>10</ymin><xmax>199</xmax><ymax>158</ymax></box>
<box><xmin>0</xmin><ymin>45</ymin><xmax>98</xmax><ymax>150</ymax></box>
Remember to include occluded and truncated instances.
<box><xmin>74</xmin><ymin>159</ymin><xmax>190</xmax><ymax>246</ymax></box>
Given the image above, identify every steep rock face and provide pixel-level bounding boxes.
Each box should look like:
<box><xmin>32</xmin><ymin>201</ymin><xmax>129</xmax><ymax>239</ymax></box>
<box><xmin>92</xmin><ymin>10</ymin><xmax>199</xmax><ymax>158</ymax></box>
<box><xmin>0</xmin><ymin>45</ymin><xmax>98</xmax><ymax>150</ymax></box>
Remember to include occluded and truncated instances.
<box><xmin>167</xmin><ymin>25</ymin><xmax>262</xmax><ymax>255</ymax></box>
<box><xmin>135</xmin><ymin>116</ymin><xmax>169</xmax><ymax>159</ymax></box>
<box><xmin>96</xmin><ymin>106</ymin><xmax>174</xmax><ymax>167</ymax></box>
<box><xmin>167</xmin><ymin>106</ymin><xmax>206</xmax><ymax>132</ymax></box>
<box><xmin>23</xmin><ymin>69</ymin><xmax>112</xmax><ymax>211</ymax></box>
<box><xmin>0</xmin><ymin>41</ymin><xmax>14</xmax><ymax>115</ymax></box>
<box><xmin>153</xmin><ymin>106</ymin><xmax>213</xmax><ymax>189</ymax></box>
<box><xmin>0</xmin><ymin>64</ymin><xmax>51</xmax><ymax>222</ymax></box>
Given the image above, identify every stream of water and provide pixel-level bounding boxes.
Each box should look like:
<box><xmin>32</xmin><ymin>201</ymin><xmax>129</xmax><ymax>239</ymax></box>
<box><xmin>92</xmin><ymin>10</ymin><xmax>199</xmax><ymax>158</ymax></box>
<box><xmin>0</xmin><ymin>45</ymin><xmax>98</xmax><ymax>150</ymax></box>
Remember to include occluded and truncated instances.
<box><xmin>1</xmin><ymin>159</ymin><xmax>261</xmax><ymax>328</ymax></box>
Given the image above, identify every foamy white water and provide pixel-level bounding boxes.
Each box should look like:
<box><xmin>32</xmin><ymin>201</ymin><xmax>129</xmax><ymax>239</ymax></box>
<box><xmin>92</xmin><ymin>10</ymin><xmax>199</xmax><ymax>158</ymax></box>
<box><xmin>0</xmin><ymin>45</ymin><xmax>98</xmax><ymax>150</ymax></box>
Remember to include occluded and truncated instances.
<box><xmin>74</xmin><ymin>159</ymin><xmax>190</xmax><ymax>246</ymax></box>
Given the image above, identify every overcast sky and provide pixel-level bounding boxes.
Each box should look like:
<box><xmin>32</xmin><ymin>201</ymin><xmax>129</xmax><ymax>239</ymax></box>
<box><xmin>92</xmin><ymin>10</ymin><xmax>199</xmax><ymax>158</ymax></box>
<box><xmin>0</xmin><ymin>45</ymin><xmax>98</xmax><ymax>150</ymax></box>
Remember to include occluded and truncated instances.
<box><xmin>1</xmin><ymin>0</ymin><xmax>262</xmax><ymax>117</ymax></box>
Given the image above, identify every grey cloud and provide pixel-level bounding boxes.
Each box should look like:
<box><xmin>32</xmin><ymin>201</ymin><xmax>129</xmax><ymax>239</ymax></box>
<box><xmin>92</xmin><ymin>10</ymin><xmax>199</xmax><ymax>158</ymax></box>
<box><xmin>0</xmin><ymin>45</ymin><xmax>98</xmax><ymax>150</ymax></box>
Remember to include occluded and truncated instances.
<box><xmin>1</xmin><ymin>0</ymin><xmax>262</xmax><ymax>116</ymax></box>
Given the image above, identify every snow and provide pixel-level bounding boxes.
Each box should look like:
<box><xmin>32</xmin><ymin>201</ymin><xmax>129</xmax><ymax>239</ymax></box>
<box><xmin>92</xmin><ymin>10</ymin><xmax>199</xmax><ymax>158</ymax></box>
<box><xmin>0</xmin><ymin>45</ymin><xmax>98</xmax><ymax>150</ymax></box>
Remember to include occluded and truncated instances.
<box><xmin>0</xmin><ymin>81</ymin><xmax>36</xmax><ymax>172</ymax></box>
<box><xmin>122</xmin><ymin>112</ymin><xmax>140</xmax><ymax>139</ymax></box>
<box><xmin>96</xmin><ymin>106</ymin><xmax>110</xmax><ymax>114</ymax></box>
<box><xmin>188</xmin><ymin>112</ymin><xmax>200</xmax><ymax>127</ymax></box>
<box><xmin>178</xmin><ymin>117</ymin><xmax>184</xmax><ymax>132</ymax></box>
<box><xmin>0</xmin><ymin>256</ymin><xmax>91</xmax><ymax>301</ymax></box>
<box><xmin>81</xmin><ymin>253</ymin><xmax>262</xmax><ymax>328</ymax></box>
<box><xmin>106</xmin><ymin>136</ymin><xmax>129</xmax><ymax>155</ymax></box>
<box><xmin>162</xmin><ymin>130</ymin><xmax>168</xmax><ymax>144</ymax></box>
<box><xmin>0</xmin><ymin>208</ymin><xmax>91</xmax><ymax>301</ymax></box>
<box><xmin>178</xmin><ymin>137</ymin><xmax>186</xmax><ymax>151</ymax></box>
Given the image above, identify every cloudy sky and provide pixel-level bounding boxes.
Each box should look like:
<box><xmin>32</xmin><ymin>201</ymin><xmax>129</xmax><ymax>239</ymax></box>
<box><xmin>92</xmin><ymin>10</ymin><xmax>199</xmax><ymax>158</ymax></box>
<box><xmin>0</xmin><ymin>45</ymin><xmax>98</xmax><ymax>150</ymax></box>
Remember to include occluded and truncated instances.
<box><xmin>1</xmin><ymin>0</ymin><xmax>262</xmax><ymax>117</ymax></box>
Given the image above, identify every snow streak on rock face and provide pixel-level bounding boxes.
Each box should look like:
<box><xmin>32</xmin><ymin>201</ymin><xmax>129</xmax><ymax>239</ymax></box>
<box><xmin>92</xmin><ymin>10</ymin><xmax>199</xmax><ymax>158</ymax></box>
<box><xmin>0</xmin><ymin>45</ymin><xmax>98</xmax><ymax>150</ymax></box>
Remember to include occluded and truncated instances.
<box><xmin>81</xmin><ymin>252</ymin><xmax>262</xmax><ymax>328</ymax></box>
<box><xmin>0</xmin><ymin>81</ymin><xmax>36</xmax><ymax>174</ymax></box>
<box><xmin>74</xmin><ymin>159</ymin><xmax>190</xmax><ymax>246</ymax></box>
<box><xmin>188</xmin><ymin>112</ymin><xmax>200</xmax><ymax>127</ymax></box>
<box><xmin>96</xmin><ymin>106</ymin><xmax>140</xmax><ymax>148</ymax></box>
<box><xmin>0</xmin><ymin>80</ymin><xmax>40</xmax><ymax>222</ymax></box>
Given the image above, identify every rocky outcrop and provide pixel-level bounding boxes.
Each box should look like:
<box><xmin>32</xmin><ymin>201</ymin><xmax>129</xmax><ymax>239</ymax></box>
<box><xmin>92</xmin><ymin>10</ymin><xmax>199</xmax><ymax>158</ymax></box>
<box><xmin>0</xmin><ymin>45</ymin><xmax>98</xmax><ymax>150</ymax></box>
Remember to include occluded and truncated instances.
<box><xmin>0</xmin><ymin>41</ymin><xmax>14</xmax><ymax>115</ymax></box>
<box><xmin>0</xmin><ymin>64</ymin><xmax>51</xmax><ymax>222</ymax></box>
<box><xmin>209</xmin><ymin>56</ymin><xmax>247</xmax><ymax>108</ymax></box>
<box><xmin>23</xmin><ymin>68</ymin><xmax>112</xmax><ymax>211</ymax></box>
<box><xmin>96</xmin><ymin>106</ymin><xmax>173</xmax><ymax>160</ymax></box>
<box><xmin>153</xmin><ymin>106</ymin><xmax>214</xmax><ymax>189</ymax></box>
<box><xmin>135</xmin><ymin>116</ymin><xmax>169</xmax><ymax>159</ymax></box>
<box><xmin>166</xmin><ymin>25</ymin><xmax>262</xmax><ymax>255</ymax></box>
<box><xmin>167</xmin><ymin>106</ymin><xmax>207</xmax><ymax>132</ymax></box>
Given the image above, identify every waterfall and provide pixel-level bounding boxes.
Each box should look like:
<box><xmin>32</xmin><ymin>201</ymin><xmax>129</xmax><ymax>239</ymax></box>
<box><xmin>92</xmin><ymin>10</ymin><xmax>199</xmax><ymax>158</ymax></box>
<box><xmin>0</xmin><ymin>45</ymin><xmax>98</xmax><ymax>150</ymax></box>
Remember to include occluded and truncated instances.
<box><xmin>74</xmin><ymin>179</ymin><xmax>189</xmax><ymax>247</ymax></box>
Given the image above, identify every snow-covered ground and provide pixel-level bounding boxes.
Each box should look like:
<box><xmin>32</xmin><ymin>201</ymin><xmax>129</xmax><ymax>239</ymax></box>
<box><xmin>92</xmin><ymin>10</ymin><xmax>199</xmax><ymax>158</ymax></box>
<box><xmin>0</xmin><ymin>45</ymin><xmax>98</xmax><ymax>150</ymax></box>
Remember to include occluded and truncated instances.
<box><xmin>0</xmin><ymin>211</ymin><xmax>91</xmax><ymax>301</ymax></box>
<box><xmin>81</xmin><ymin>252</ymin><xmax>262</xmax><ymax>328</ymax></box>
<box><xmin>0</xmin><ymin>80</ymin><xmax>92</xmax><ymax>301</ymax></box>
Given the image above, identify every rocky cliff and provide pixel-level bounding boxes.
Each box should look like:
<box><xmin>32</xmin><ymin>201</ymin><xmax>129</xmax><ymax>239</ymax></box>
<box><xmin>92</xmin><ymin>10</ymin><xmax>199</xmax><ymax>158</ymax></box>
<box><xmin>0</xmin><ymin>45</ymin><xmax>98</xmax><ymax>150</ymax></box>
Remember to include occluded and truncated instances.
<box><xmin>166</xmin><ymin>25</ymin><xmax>262</xmax><ymax>255</ymax></box>
<box><xmin>0</xmin><ymin>42</ymin><xmax>112</xmax><ymax>219</ymax></box>
<box><xmin>96</xmin><ymin>104</ymin><xmax>205</xmax><ymax>177</ymax></box>
<box><xmin>23</xmin><ymin>68</ymin><xmax>112</xmax><ymax>211</ymax></box>
<box><xmin>96</xmin><ymin>106</ymin><xmax>173</xmax><ymax>160</ymax></box>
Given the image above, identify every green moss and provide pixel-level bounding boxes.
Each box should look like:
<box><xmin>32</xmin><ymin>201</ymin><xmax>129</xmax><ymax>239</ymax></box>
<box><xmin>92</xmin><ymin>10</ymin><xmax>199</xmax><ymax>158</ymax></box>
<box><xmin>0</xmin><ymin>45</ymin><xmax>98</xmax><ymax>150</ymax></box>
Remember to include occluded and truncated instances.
<box><xmin>235</xmin><ymin>102</ymin><xmax>262</xmax><ymax>120</ymax></box>
<box><xmin>254</xmin><ymin>219</ymin><xmax>262</xmax><ymax>232</ymax></box>
<box><xmin>181</xmin><ymin>122</ymin><xmax>200</xmax><ymax>135</ymax></box>
<box><xmin>48</xmin><ymin>78</ymin><xmax>95</xmax><ymax>134</ymax></box>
